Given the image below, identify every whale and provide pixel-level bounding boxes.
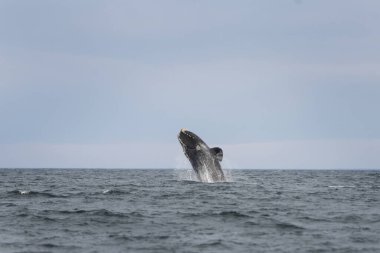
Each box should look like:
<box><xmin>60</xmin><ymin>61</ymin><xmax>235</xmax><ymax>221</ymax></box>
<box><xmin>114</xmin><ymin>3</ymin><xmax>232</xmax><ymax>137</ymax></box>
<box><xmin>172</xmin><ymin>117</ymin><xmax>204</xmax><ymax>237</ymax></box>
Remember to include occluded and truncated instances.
<box><xmin>178</xmin><ymin>129</ymin><xmax>225</xmax><ymax>182</ymax></box>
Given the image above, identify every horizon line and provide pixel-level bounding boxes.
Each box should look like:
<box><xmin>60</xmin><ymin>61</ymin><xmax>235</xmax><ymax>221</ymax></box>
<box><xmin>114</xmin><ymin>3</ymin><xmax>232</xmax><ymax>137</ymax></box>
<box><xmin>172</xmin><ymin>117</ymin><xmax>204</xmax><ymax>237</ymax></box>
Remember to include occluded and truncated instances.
<box><xmin>0</xmin><ymin>167</ymin><xmax>378</xmax><ymax>170</ymax></box>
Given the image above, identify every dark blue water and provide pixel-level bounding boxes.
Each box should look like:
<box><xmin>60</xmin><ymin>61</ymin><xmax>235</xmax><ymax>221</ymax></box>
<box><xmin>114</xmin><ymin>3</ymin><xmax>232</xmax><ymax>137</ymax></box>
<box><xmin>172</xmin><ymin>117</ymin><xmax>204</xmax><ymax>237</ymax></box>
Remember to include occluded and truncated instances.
<box><xmin>0</xmin><ymin>169</ymin><xmax>379</xmax><ymax>253</ymax></box>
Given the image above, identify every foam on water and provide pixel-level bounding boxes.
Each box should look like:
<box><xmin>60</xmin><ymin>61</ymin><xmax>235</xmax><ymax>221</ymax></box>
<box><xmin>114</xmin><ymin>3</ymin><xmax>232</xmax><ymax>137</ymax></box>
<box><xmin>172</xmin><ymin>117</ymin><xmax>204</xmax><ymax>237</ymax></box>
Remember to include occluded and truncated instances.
<box><xmin>328</xmin><ymin>185</ymin><xmax>356</xmax><ymax>188</ymax></box>
<box><xmin>175</xmin><ymin>148</ymin><xmax>235</xmax><ymax>183</ymax></box>
<box><xmin>175</xmin><ymin>151</ymin><xmax>198</xmax><ymax>181</ymax></box>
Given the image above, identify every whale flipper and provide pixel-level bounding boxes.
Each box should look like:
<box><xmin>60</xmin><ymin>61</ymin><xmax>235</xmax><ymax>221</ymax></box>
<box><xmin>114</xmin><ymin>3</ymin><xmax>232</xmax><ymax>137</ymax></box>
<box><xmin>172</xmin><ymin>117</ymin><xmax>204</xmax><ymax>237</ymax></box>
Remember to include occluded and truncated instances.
<box><xmin>210</xmin><ymin>147</ymin><xmax>223</xmax><ymax>162</ymax></box>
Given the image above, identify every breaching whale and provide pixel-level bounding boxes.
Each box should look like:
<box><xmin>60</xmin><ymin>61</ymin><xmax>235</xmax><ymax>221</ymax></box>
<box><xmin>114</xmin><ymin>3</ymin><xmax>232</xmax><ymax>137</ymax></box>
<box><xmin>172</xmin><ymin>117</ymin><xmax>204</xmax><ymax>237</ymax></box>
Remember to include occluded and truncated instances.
<box><xmin>178</xmin><ymin>129</ymin><xmax>225</xmax><ymax>182</ymax></box>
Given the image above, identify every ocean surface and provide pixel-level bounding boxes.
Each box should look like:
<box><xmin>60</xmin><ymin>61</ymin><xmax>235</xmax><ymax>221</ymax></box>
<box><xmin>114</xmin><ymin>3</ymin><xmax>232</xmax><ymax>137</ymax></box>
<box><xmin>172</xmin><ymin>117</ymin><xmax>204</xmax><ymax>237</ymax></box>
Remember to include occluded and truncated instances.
<box><xmin>0</xmin><ymin>169</ymin><xmax>379</xmax><ymax>253</ymax></box>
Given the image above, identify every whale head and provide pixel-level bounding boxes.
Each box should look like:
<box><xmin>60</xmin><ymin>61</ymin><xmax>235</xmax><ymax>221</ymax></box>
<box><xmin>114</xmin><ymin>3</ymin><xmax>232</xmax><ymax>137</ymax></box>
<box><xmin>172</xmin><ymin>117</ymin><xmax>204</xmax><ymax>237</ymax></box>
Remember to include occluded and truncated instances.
<box><xmin>177</xmin><ymin>128</ymin><xmax>207</xmax><ymax>150</ymax></box>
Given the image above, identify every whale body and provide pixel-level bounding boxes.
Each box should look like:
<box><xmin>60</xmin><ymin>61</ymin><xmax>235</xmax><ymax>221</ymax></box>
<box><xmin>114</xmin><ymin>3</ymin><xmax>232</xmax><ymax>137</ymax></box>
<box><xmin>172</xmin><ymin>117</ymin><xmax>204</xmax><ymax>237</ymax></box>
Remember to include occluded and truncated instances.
<box><xmin>178</xmin><ymin>129</ymin><xmax>225</xmax><ymax>182</ymax></box>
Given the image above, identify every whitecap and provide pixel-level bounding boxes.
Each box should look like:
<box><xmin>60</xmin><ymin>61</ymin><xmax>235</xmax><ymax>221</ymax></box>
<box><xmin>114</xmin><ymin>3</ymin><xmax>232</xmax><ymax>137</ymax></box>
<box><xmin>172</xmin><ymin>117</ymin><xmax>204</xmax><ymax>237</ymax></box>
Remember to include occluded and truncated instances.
<box><xmin>102</xmin><ymin>189</ymin><xmax>111</xmax><ymax>194</ymax></box>
<box><xmin>328</xmin><ymin>185</ymin><xmax>355</xmax><ymax>188</ymax></box>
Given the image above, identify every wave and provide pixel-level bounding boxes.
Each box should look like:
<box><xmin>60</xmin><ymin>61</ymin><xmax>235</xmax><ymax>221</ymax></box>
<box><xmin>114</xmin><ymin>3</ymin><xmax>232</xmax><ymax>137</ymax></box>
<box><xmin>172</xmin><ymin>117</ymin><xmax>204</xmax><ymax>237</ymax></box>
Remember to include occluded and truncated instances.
<box><xmin>275</xmin><ymin>222</ymin><xmax>304</xmax><ymax>230</ymax></box>
<box><xmin>39</xmin><ymin>243</ymin><xmax>59</xmax><ymax>248</ymax></box>
<box><xmin>216</xmin><ymin>211</ymin><xmax>251</xmax><ymax>218</ymax></box>
<box><xmin>42</xmin><ymin>209</ymin><xmax>144</xmax><ymax>218</ymax></box>
<box><xmin>330</xmin><ymin>214</ymin><xmax>363</xmax><ymax>223</ymax></box>
<box><xmin>328</xmin><ymin>185</ymin><xmax>355</xmax><ymax>188</ymax></box>
<box><xmin>196</xmin><ymin>239</ymin><xmax>224</xmax><ymax>247</ymax></box>
<box><xmin>109</xmin><ymin>234</ymin><xmax>170</xmax><ymax>240</ymax></box>
<box><xmin>101</xmin><ymin>189</ymin><xmax>129</xmax><ymax>195</ymax></box>
<box><xmin>180</xmin><ymin>210</ymin><xmax>251</xmax><ymax>219</ymax></box>
<box><xmin>7</xmin><ymin>190</ymin><xmax>68</xmax><ymax>198</ymax></box>
<box><xmin>5</xmin><ymin>189</ymin><xmax>131</xmax><ymax>198</ymax></box>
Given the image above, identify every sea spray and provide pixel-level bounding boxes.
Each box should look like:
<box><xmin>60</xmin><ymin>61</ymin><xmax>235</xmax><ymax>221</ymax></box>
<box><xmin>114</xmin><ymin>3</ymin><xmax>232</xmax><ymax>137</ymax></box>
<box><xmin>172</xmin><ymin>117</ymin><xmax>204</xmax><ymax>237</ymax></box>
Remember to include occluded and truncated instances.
<box><xmin>175</xmin><ymin>150</ymin><xmax>198</xmax><ymax>181</ymax></box>
<box><xmin>221</xmin><ymin>157</ymin><xmax>237</xmax><ymax>182</ymax></box>
<box><xmin>175</xmin><ymin>149</ymin><xmax>235</xmax><ymax>183</ymax></box>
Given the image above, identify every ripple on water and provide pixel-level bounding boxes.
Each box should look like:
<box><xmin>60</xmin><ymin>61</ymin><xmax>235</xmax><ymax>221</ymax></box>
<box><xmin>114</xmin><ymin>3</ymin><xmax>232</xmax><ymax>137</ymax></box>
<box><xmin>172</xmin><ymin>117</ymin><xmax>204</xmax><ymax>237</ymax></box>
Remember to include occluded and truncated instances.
<box><xmin>0</xmin><ymin>169</ymin><xmax>379</xmax><ymax>253</ymax></box>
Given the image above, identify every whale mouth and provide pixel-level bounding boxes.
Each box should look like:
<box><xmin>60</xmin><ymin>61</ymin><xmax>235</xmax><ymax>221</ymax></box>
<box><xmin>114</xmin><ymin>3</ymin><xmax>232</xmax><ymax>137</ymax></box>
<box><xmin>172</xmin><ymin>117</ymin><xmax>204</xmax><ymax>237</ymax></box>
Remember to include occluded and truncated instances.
<box><xmin>178</xmin><ymin>129</ymin><xmax>199</xmax><ymax>150</ymax></box>
<box><xmin>180</xmin><ymin>128</ymin><xmax>194</xmax><ymax>139</ymax></box>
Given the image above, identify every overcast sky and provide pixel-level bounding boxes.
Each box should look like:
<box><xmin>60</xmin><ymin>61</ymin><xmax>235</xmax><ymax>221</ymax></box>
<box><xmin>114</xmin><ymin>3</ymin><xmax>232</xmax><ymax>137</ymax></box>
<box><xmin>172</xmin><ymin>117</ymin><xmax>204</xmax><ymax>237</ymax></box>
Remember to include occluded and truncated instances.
<box><xmin>0</xmin><ymin>0</ymin><xmax>379</xmax><ymax>168</ymax></box>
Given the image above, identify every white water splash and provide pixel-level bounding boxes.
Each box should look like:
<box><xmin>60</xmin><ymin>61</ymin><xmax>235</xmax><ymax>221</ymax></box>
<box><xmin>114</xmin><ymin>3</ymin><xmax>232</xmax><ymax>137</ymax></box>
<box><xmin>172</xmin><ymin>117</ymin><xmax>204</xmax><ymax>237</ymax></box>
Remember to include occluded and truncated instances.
<box><xmin>328</xmin><ymin>185</ymin><xmax>355</xmax><ymax>188</ymax></box>
<box><xmin>221</xmin><ymin>157</ymin><xmax>236</xmax><ymax>182</ymax></box>
<box><xmin>175</xmin><ymin>150</ymin><xmax>198</xmax><ymax>181</ymax></box>
<box><xmin>19</xmin><ymin>190</ymin><xmax>30</xmax><ymax>195</ymax></box>
<box><xmin>198</xmin><ymin>161</ymin><xmax>216</xmax><ymax>183</ymax></box>
<box><xmin>175</xmin><ymin>148</ymin><xmax>236</xmax><ymax>183</ymax></box>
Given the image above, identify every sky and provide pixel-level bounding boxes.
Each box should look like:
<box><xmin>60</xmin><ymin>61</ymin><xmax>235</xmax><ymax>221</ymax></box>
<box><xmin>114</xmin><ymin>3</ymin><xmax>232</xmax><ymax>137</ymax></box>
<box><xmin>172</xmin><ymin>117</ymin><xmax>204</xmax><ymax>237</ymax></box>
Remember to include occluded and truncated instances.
<box><xmin>0</xmin><ymin>0</ymin><xmax>379</xmax><ymax>169</ymax></box>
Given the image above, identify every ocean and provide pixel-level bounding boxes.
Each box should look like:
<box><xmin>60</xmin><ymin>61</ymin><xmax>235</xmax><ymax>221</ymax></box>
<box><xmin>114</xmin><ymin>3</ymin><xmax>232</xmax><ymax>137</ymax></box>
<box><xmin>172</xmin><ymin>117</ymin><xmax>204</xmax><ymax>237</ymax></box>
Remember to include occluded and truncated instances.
<box><xmin>0</xmin><ymin>169</ymin><xmax>379</xmax><ymax>253</ymax></box>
